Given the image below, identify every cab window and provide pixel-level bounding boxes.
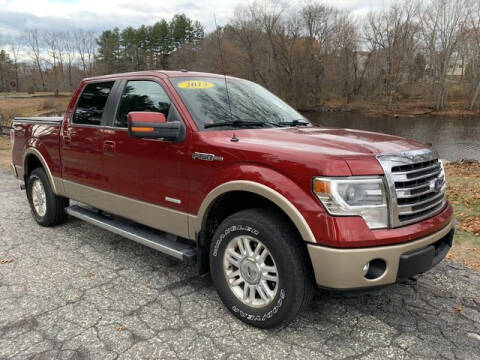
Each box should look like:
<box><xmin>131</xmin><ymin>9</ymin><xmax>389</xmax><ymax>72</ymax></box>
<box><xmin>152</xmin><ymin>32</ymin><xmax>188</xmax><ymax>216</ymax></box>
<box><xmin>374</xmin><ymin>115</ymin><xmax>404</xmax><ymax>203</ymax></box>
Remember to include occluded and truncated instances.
<box><xmin>115</xmin><ymin>80</ymin><xmax>173</xmax><ymax>128</ymax></box>
<box><xmin>73</xmin><ymin>81</ymin><xmax>114</xmax><ymax>126</ymax></box>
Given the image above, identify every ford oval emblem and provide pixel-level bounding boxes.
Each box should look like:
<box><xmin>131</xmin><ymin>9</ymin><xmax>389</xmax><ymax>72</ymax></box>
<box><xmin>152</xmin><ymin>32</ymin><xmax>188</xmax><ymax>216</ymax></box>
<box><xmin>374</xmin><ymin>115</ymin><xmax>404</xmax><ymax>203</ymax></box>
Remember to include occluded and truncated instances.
<box><xmin>432</xmin><ymin>178</ymin><xmax>443</xmax><ymax>192</ymax></box>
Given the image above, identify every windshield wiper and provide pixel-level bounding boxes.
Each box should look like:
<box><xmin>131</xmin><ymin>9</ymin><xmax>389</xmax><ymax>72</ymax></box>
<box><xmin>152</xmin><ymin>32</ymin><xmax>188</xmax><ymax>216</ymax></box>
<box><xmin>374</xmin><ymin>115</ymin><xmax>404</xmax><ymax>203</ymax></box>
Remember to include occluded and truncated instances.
<box><xmin>204</xmin><ymin>120</ymin><xmax>271</xmax><ymax>129</ymax></box>
<box><xmin>279</xmin><ymin>119</ymin><xmax>310</xmax><ymax>127</ymax></box>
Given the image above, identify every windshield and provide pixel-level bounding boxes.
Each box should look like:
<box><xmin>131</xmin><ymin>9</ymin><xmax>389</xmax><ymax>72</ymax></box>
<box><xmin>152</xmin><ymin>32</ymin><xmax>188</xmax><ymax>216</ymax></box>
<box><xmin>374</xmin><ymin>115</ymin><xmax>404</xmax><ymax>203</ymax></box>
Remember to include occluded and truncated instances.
<box><xmin>170</xmin><ymin>77</ymin><xmax>309</xmax><ymax>130</ymax></box>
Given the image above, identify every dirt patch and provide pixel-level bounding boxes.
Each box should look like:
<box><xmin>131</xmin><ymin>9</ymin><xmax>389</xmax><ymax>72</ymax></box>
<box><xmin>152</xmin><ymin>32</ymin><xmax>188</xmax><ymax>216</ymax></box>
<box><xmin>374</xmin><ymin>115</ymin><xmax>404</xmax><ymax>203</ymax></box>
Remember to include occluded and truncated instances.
<box><xmin>0</xmin><ymin>136</ymin><xmax>11</xmax><ymax>169</ymax></box>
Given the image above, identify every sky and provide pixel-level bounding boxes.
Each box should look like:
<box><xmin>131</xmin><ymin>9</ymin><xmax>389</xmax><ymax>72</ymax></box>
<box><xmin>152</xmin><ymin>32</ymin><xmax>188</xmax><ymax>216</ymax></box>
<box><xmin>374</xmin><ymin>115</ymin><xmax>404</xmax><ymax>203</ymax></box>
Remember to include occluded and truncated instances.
<box><xmin>0</xmin><ymin>0</ymin><xmax>392</xmax><ymax>39</ymax></box>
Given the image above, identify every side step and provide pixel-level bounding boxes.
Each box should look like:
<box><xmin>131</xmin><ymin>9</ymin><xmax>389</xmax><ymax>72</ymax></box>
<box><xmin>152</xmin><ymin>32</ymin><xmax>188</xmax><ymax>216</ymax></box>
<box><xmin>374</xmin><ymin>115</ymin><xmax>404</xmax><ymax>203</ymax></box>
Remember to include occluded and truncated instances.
<box><xmin>66</xmin><ymin>205</ymin><xmax>197</xmax><ymax>263</ymax></box>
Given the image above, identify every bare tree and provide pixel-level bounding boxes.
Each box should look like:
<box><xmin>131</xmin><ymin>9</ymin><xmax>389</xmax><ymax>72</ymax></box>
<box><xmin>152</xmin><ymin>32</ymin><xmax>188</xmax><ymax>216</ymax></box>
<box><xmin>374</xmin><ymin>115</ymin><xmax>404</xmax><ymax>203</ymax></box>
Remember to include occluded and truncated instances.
<box><xmin>74</xmin><ymin>30</ymin><xmax>97</xmax><ymax>76</ymax></box>
<box><xmin>420</xmin><ymin>0</ymin><xmax>472</xmax><ymax>110</ymax></box>
<box><xmin>24</xmin><ymin>29</ymin><xmax>46</xmax><ymax>91</ymax></box>
<box><xmin>364</xmin><ymin>0</ymin><xmax>420</xmax><ymax>107</ymax></box>
<box><xmin>44</xmin><ymin>31</ymin><xmax>63</xmax><ymax>95</ymax></box>
<box><xmin>331</xmin><ymin>13</ymin><xmax>360</xmax><ymax>103</ymax></box>
<box><xmin>467</xmin><ymin>1</ymin><xmax>480</xmax><ymax>110</ymax></box>
<box><xmin>252</xmin><ymin>0</ymin><xmax>288</xmax><ymax>94</ymax></box>
<box><xmin>301</xmin><ymin>2</ymin><xmax>336</xmax><ymax>104</ymax></box>
<box><xmin>7</xmin><ymin>35</ymin><xmax>21</xmax><ymax>92</ymax></box>
<box><xmin>59</xmin><ymin>32</ymin><xmax>77</xmax><ymax>90</ymax></box>
<box><xmin>231</xmin><ymin>5</ymin><xmax>267</xmax><ymax>83</ymax></box>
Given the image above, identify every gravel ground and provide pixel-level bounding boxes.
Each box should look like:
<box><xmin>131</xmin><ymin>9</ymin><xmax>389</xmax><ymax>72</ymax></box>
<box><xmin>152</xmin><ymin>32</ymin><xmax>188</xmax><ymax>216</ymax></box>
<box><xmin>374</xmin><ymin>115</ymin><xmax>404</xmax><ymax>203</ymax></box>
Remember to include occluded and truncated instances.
<box><xmin>1</xmin><ymin>168</ymin><xmax>480</xmax><ymax>360</ymax></box>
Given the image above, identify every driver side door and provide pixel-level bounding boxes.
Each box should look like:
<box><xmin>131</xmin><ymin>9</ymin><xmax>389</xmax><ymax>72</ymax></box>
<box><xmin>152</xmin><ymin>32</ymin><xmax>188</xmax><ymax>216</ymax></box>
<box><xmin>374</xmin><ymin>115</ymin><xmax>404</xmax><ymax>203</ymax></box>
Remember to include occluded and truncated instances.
<box><xmin>102</xmin><ymin>78</ymin><xmax>191</xmax><ymax>214</ymax></box>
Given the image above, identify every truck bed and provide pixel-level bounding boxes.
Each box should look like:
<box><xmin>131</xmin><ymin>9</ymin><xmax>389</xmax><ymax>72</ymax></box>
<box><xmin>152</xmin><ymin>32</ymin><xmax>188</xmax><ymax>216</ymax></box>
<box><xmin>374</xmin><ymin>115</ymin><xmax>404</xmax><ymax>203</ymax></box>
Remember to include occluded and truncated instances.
<box><xmin>11</xmin><ymin>116</ymin><xmax>64</xmax><ymax>180</ymax></box>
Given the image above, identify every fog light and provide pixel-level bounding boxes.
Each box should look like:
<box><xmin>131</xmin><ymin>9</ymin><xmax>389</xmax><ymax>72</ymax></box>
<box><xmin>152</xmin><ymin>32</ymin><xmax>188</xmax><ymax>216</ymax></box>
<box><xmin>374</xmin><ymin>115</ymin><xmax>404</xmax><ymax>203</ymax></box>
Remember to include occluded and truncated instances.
<box><xmin>362</xmin><ymin>263</ymin><xmax>370</xmax><ymax>276</ymax></box>
<box><xmin>363</xmin><ymin>259</ymin><xmax>387</xmax><ymax>280</ymax></box>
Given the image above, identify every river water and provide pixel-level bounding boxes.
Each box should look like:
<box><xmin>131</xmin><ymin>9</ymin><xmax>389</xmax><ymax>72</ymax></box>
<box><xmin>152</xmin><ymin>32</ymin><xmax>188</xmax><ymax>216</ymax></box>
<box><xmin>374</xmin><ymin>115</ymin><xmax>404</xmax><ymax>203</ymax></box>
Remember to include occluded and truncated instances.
<box><xmin>305</xmin><ymin>111</ymin><xmax>480</xmax><ymax>162</ymax></box>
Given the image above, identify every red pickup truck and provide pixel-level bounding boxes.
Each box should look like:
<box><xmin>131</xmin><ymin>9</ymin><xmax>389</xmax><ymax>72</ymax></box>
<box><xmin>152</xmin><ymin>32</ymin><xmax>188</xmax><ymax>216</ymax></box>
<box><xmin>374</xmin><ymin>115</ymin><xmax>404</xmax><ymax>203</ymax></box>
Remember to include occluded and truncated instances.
<box><xmin>10</xmin><ymin>71</ymin><xmax>455</xmax><ymax>328</ymax></box>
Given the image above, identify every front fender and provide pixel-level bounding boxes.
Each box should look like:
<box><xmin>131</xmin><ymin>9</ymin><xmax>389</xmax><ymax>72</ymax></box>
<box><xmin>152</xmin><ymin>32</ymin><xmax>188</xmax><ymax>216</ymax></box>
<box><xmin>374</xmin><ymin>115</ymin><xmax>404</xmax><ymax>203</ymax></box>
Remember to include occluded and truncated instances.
<box><xmin>188</xmin><ymin>164</ymin><xmax>325</xmax><ymax>243</ymax></box>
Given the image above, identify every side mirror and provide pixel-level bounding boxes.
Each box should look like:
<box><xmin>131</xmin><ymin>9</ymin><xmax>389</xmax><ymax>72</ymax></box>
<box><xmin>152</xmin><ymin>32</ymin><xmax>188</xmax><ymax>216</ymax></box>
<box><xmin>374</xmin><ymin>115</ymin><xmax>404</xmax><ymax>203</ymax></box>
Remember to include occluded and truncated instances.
<box><xmin>127</xmin><ymin>112</ymin><xmax>182</xmax><ymax>141</ymax></box>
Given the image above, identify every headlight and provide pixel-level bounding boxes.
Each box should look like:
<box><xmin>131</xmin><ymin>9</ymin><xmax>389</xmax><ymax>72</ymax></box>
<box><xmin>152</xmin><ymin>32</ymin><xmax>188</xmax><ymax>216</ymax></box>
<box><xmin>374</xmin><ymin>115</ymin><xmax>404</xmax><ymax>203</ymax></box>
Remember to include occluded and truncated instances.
<box><xmin>313</xmin><ymin>177</ymin><xmax>388</xmax><ymax>229</ymax></box>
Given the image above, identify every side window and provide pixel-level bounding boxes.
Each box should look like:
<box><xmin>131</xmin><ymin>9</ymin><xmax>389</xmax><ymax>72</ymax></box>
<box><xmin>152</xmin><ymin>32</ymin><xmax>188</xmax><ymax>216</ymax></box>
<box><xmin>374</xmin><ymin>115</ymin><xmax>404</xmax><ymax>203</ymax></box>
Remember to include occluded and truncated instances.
<box><xmin>115</xmin><ymin>80</ymin><xmax>172</xmax><ymax>128</ymax></box>
<box><xmin>73</xmin><ymin>81</ymin><xmax>114</xmax><ymax>126</ymax></box>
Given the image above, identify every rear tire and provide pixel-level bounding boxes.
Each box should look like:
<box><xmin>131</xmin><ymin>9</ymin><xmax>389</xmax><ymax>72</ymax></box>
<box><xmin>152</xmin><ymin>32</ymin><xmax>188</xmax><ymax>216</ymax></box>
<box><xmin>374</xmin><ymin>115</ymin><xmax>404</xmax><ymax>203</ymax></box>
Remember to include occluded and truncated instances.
<box><xmin>210</xmin><ymin>208</ymin><xmax>315</xmax><ymax>328</ymax></box>
<box><xmin>27</xmin><ymin>168</ymin><xmax>69</xmax><ymax>226</ymax></box>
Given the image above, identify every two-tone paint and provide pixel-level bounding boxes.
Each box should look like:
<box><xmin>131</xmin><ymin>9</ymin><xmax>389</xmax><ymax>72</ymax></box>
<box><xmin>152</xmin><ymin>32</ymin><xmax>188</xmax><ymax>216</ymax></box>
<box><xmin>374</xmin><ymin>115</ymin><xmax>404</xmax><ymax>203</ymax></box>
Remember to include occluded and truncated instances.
<box><xmin>11</xmin><ymin>70</ymin><xmax>455</xmax><ymax>290</ymax></box>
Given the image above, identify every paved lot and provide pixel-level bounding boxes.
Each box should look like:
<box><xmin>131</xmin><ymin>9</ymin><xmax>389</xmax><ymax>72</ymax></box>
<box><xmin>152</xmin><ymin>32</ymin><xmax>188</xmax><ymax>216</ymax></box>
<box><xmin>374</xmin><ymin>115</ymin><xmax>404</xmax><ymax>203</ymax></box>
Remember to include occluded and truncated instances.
<box><xmin>1</xmin><ymin>168</ymin><xmax>480</xmax><ymax>360</ymax></box>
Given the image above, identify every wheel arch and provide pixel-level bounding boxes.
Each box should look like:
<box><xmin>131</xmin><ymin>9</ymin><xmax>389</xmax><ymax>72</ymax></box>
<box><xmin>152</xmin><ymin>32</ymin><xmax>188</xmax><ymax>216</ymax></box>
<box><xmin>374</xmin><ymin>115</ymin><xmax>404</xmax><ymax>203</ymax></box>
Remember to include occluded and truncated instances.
<box><xmin>190</xmin><ymin>180</ymin><xmax>316</xmax><ymax>244</ymax></box>
<box><xmin>23</xmin><ymin>148</ymin><xmax>63</xmax><ymax>195</ymax></box>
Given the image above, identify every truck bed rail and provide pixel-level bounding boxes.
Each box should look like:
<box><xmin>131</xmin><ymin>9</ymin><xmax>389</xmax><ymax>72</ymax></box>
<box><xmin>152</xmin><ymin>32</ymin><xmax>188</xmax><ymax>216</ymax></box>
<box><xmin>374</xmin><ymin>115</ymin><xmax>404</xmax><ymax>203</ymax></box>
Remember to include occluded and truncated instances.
<box><xmin>13</xmin><ymin>117</ymin><xmax>63</xmax><ymax>125</ymax></box>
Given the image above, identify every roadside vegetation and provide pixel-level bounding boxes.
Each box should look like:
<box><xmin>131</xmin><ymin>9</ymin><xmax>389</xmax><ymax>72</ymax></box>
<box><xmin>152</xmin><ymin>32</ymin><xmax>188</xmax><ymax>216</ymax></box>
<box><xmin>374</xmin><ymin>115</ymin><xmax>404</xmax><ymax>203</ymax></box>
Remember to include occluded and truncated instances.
<box><xmin>0</xmin><ymin>95</ymin><xmax>69</xmax><ymax>131</ymax></box>
<box><xmin>445</xmin><ymin>162</ymin><xmax>480</xmax><ymax>271</ymax></box>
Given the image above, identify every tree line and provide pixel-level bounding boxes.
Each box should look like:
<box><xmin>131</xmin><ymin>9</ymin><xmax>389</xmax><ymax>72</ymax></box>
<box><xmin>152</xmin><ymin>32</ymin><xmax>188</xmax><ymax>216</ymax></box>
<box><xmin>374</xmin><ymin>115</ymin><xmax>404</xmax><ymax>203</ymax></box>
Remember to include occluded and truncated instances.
<box><xmin>1</xmin><ymin>0</ymin><xmax>480</xmax><ymax>111</ymax></box>
<box><xmin>0</xmin><ymin>14</ymin><xmax>203</xmax><ymax>95</ymax></box>
<box><xmin>174</xmin><ymin>0</ymin><xmax>480</xmax><ymax>111</ymax></box>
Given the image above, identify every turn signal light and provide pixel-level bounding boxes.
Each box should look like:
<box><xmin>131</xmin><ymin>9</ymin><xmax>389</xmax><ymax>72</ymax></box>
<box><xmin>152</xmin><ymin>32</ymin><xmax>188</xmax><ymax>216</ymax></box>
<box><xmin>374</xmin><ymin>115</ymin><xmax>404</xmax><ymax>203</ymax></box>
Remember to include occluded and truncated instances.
<box><xmin>131</xmin><ymin>127</ymin><xmax>154</xmax><ymax>132</ymax></box>
<box><xmin>313</xmin><ymin>179</ymin><xmax>331</xmax><ymax>194</ymax></box>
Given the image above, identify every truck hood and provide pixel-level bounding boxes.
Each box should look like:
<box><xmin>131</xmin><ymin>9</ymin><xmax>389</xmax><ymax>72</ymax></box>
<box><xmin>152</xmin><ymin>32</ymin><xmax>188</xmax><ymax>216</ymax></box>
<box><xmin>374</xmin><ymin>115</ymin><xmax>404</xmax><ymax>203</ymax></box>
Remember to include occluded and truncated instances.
<box><xmin>233</xmin><ymin>126</ymin><xmax>425</xmax><ymax>157</ymax></box>
<box><xmin>199</xmin><ymin>126</ymin><xmax>428</xmax><ymax>177</ymax></box>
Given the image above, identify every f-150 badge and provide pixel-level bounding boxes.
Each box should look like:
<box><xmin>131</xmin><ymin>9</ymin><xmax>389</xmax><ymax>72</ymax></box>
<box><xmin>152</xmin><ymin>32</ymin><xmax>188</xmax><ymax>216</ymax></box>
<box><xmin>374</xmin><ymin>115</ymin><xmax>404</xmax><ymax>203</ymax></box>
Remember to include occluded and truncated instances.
<box><xmin>192</xmin><ymin>152</ymin><xmax>224</xmax><ymax>162</ymax></box>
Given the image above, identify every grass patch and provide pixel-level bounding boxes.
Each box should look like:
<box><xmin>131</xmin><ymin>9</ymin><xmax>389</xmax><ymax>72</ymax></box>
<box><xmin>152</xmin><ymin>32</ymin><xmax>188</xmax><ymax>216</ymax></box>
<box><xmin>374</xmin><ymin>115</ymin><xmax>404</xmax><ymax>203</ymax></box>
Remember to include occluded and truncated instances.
<box><xmin>0</xmin><ymin>96</ymin><xmax>69</xmax><ymax>125</ymax></box>
<box><xmin>454</xmin><ymin>230</ymin><xmax>480</xmax><ymax>247</ymax></box>
<box><xmin>448</xmin><ymin>230</ymin><xmax>480</xmax><ymax>271</ymax></box>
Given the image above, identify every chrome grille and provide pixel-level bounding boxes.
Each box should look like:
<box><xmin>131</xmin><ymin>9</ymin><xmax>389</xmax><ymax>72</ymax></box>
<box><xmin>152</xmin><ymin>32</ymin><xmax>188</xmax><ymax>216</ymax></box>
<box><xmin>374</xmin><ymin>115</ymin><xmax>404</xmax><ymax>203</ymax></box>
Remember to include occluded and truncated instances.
<box><xmin>377</xmin><ymin>149</ymin><xmax>447</xmax><ymax>227</ymax></box>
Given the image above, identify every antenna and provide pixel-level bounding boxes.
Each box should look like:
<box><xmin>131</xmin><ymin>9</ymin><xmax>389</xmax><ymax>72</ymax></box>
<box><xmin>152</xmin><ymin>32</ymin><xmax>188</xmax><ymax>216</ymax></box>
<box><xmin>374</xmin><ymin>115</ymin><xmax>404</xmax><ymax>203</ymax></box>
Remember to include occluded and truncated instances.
<box><xmin>213</xmin><ymin>14</ymin><xmax>234</xmax><ymax>128</ymax></box>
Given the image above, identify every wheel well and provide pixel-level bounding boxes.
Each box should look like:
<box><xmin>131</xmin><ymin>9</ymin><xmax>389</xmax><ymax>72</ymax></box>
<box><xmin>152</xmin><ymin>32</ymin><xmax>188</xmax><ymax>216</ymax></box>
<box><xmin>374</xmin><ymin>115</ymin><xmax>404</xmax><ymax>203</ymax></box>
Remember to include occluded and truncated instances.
<box><xmin>24</xmin><ymin>154</ymin><xmax>43</xmax><ymax>181</ymax></box>
<box><xmin>203</xmin><ymin>191</ymin><xmax>301</xmax><ymax>245</ymax></box>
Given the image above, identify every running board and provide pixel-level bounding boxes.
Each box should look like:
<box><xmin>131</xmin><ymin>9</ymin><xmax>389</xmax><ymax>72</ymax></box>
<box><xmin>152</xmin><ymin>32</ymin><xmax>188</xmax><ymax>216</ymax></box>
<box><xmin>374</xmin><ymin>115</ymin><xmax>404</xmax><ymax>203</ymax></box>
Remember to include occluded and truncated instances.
<box><xmin>66</xmin><ymin>205</ymin><xmax>196</xmax><ymax>262</ymax></box>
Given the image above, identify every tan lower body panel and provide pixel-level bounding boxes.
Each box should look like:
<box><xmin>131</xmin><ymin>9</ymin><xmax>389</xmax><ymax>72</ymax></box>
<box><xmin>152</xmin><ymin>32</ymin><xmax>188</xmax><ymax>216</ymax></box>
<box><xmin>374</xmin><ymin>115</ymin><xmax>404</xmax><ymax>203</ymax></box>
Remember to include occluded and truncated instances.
<box><xmin>307</xmin><ymin>219</ymin><xmax>455</xmax><ymax>289</ymax></box>
<box><xmin>62</xmin><ymin>179</ymin><xmax>191</xmax><ymax>239</ymax></box>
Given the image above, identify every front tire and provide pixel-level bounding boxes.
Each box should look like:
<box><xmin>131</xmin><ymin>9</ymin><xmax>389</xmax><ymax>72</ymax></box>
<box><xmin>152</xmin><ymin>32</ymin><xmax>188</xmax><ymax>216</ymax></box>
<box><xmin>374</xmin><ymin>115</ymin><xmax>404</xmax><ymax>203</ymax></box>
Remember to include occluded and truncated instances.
<box><xmin>27</xmin><ymin>168</ymin><xmax>69</xmax><ymax>226</ymax></box>
<box><xmin>210</xmin><ymin>208</ymin><xmax>315</xmax><ymax>328</ymax></box>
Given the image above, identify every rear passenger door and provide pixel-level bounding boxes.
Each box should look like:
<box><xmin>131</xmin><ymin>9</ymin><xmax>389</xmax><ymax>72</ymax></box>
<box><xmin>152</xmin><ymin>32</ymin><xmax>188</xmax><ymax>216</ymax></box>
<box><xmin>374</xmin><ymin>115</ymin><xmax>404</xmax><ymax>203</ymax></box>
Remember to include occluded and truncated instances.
<box><xmin>61</xmin><ymin>81</ymin><xmax>116</xmax><ymax>191</ymax></box>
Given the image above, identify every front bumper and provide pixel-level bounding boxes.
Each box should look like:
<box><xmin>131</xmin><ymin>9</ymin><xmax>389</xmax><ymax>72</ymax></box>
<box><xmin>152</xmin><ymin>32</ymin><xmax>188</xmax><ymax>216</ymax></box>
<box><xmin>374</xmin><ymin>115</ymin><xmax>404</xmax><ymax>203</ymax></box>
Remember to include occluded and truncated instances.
<box><xmin>307</xmin><ymin>219</ymin><xmax>455</xmax><ymax>289</ymax></box>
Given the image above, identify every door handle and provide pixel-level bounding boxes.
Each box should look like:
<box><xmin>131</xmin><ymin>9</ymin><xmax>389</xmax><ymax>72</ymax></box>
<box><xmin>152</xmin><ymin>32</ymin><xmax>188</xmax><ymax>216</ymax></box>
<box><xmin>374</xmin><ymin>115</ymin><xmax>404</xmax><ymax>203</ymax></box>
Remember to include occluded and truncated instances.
<box><xmin>103</xmin><ymin>140</ymin><xmax>116</xmax><ymax>153</ymax></box>
<box><xmin>63</xmin><ymin>135</ymin><xmax>71</xmax><ymax>144</ymax></box>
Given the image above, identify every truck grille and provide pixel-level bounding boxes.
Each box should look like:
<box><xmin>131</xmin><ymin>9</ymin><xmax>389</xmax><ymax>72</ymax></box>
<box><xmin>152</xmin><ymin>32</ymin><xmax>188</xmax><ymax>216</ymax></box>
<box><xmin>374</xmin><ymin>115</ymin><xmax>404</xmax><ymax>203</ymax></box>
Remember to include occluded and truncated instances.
<box><xmin>377</xmin><ymin>149</ymin><xmax>447</xmax><ymax>227</ymax></box>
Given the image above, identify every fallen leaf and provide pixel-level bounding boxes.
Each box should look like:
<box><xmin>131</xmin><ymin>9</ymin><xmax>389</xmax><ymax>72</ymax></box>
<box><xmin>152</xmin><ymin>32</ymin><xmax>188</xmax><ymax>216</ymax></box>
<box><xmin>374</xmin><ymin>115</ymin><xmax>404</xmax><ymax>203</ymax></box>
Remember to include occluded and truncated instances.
<box><xmin>0</xmin><ymin>259</ymin><xmax>13</xmax><ymax>264</ymax></box>
<box><xmin>454</xmin><ymin>306</ymin><xmax>465</xmax><ymax>313</ymax></box>
<box><xmin>86</xmin><ymin>272</ymin><xmax>95</xmax><ymax>278</ymax></box>
<box><xmin>116</xmin><ymin>325</ymin><xmax>126</xmax><ymax>331</ymax></box>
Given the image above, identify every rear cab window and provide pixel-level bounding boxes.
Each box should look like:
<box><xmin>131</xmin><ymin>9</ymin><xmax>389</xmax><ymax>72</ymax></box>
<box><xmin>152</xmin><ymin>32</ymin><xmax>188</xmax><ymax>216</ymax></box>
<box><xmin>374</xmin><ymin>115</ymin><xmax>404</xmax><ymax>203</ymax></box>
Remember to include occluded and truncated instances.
<box><xmin>73</xmin><ymin>81</ymin><xmax>114</xmax><ymax>126</ymax></box>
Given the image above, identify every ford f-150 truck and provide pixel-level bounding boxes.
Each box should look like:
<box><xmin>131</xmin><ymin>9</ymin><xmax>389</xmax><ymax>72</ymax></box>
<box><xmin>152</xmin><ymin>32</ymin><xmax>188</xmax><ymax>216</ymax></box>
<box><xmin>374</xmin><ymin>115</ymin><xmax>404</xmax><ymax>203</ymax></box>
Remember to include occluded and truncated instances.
<box><xmin>10</xmin><ymin>71</ymin><xmax>455</xmax><ymax>328</ymax></box>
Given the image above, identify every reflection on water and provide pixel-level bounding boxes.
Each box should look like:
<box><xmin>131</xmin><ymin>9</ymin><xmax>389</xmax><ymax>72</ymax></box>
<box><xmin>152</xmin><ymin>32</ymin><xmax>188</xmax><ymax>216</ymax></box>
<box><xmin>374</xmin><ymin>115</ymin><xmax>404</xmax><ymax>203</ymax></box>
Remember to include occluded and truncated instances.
<box><xmin>305</xmin><ymin>112</ymin><xmax>480</xmax><ymax>161</ymax></box>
